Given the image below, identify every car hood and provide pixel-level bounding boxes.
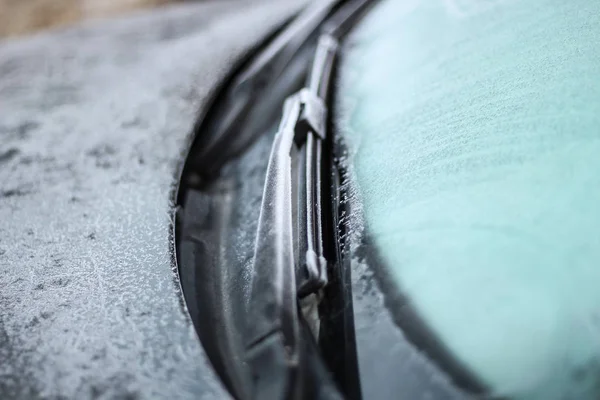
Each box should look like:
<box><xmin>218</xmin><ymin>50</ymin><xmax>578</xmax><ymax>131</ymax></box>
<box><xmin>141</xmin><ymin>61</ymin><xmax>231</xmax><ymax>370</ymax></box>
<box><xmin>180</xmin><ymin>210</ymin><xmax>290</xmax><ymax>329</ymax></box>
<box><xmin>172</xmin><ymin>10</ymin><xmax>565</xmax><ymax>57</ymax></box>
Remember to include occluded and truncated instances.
<box><xmin>0</xmin><ymin>1</ymin><xmax>305</xmax><ymax>398</ymax></box>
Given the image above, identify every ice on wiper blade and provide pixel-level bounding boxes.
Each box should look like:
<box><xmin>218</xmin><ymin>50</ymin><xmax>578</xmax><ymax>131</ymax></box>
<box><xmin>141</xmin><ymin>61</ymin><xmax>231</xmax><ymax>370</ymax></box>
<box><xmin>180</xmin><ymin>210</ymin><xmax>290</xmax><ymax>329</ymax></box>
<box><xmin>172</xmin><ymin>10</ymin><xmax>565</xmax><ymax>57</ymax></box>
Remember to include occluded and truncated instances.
<box><xmin>246</xmin><ymin>1</ymin><xmax>374</xmax><ymax>399</ymax></box>
<box><xmin>246</xmin><ymin>96</ymin><xmax>302</xmax><ymax>400</ymax></box>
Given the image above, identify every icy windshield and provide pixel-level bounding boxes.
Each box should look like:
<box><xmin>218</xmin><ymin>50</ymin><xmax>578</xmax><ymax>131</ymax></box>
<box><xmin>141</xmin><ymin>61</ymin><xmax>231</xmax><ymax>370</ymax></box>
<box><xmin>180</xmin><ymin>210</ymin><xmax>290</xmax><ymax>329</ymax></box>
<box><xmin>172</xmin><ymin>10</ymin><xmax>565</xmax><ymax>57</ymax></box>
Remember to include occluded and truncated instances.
<box><xmin>336</xmin><ymin>0</ymin><xmax>600</xmax><ymax>398</ymax></box>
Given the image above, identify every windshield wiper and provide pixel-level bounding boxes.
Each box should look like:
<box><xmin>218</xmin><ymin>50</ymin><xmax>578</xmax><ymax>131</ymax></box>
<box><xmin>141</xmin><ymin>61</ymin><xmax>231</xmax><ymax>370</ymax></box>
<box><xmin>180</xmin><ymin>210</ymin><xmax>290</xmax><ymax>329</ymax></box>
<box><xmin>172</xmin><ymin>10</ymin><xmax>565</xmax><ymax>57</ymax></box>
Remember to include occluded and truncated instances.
<box><xmin>246</xmin><ymin>1</ymin><xmax>374</xmax><ymax>399</ymax></box>
<box><xmin>295</xmin><ymin>35</ymin><xmax>337</xmax><ymax>298</ymax></box>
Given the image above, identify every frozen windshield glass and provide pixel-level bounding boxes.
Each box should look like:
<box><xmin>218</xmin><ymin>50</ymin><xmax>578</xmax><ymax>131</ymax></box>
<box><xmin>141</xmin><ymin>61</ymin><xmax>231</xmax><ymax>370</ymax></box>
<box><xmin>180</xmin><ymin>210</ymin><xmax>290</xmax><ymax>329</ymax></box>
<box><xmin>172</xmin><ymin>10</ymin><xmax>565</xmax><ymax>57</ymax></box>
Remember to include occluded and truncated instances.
<box><xmin>336</xmin><ymin>0</ymin><xmax>600</xmax><ymax>398</ymax></box>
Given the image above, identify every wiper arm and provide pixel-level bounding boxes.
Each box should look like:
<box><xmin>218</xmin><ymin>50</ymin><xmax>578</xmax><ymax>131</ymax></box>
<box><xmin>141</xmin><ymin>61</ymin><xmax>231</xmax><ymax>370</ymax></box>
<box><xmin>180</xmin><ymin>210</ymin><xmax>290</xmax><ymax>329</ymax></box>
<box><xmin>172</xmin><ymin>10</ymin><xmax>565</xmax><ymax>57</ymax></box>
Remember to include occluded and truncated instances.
<box><xmin>246</xmin><ymin>1</ymin><xmax>374</xmax><ymax>399</ymax></box>
<box><xmin>296</xmin><ymin>35</ymin><xmax>337</xmax><ymax>297</ymax></box>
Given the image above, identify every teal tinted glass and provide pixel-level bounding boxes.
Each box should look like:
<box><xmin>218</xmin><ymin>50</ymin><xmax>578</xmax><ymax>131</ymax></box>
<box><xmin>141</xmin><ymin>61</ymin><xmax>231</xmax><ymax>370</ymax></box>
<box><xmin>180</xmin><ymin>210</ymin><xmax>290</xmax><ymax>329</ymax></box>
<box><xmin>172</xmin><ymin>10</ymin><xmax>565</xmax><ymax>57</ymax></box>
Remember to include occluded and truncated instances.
<box><xmin>336</xmin><ymin>0</ymin><xmax>600</xmax><ymax>398</ymax></box>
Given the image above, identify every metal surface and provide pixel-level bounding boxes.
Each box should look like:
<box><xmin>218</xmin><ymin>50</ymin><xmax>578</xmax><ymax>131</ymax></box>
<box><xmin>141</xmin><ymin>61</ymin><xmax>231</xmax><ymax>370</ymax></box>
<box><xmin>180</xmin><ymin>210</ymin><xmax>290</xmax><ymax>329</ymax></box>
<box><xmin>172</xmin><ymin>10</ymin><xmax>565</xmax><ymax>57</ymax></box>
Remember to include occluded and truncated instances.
<box><xmin>0</xmin><ymin>1</ymin><xmax>306</xmax><ymax>398</ymax></box>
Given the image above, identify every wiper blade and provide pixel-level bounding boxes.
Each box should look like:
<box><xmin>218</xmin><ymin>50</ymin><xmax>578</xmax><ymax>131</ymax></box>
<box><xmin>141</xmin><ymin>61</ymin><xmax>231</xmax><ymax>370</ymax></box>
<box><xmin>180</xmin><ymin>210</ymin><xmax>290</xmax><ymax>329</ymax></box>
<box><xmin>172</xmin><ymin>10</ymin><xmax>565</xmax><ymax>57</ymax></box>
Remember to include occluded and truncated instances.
<box><xmin>246</xmin><ymin>1</ymin><xmax>373</xmax><ymax>399</ymax></box>
<box><xmin>246</xmin><ymin>95</ymin><xmax>304</xmax><ymax>399</ymax></box>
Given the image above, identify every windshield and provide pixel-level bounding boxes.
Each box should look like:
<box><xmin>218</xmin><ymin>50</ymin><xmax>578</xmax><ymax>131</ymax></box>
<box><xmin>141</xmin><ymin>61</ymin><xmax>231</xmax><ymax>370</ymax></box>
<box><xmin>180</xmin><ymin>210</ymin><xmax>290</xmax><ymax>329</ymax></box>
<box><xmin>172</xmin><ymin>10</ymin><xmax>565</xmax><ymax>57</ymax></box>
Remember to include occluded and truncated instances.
<box><xmin>336</xmin><ymin>0</ymin><xmax>600</xmax><ymax>399</ymax></box>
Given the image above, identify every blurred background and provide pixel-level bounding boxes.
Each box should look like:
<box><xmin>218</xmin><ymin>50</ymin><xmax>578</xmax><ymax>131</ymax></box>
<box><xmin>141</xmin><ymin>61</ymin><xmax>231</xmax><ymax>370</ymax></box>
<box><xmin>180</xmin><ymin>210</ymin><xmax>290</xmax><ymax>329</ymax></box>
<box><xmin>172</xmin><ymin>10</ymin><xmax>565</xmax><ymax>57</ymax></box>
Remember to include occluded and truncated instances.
<box><xmin>0</xmin><ymin>0</ymin><xmax>183</xmax><ymax>38</ymax></box>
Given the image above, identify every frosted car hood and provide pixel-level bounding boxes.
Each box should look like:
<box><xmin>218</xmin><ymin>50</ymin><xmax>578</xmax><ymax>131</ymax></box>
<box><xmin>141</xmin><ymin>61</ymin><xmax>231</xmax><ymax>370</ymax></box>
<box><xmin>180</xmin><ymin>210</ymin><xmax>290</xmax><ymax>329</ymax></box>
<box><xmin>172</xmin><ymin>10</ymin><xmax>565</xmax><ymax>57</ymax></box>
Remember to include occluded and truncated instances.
<box><xmin>0</xmin><ymin>1</ymin><xmax>305</xmax><ymax>398</ymax></box>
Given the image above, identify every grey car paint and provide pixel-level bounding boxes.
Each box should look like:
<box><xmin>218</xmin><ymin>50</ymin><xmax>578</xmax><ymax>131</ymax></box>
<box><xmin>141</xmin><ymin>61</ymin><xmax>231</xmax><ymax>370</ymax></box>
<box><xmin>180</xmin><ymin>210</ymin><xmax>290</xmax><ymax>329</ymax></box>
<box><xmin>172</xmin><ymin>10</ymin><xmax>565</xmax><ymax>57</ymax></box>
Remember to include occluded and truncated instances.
<box><xmin>0</xmin><ymin>1</ymin><xmax>306</xmax><ymax>398</ymax></box>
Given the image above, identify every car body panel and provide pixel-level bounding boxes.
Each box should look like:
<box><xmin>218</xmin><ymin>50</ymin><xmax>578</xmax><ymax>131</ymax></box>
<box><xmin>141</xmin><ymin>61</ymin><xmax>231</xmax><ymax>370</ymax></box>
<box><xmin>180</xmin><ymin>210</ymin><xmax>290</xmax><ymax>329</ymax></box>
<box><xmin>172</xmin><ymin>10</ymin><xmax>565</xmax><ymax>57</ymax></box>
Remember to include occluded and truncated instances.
<box><xmin>0</xmin><ymin>1</ymin><xmax>305</xmax><ymax>398</ymax></box>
